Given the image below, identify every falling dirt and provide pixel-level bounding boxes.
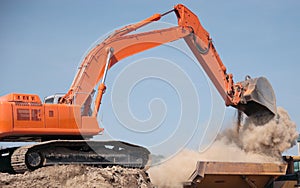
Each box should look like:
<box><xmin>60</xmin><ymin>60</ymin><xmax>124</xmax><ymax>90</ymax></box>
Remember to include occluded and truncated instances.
<box><xmin>148</xmin><ymin>107</ymin><xmax>298</xmax><ymax>187</ymax></box>
<box><xmin>226</xmin><ymin>107</ymin><xmax>298</xmax><ymax>158</ymax></box>
<box><xmin>0</xmin><ymin>165</ymin><xmax>154</xmax><ymax>188</ymax></box>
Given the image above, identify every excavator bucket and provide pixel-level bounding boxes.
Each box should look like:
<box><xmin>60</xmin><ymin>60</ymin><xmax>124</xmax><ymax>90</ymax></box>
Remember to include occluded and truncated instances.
<box><xmin>235</xmin><ymin>77</ymin><xmax>277</xmax><ymax>125</ymax></box>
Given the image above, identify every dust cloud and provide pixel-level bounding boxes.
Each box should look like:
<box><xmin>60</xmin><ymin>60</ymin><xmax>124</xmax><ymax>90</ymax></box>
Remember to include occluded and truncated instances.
<box><xmin>148</xmin><ymin>107</ymin><xmax>298</xmax><ymax>187</ymax></box>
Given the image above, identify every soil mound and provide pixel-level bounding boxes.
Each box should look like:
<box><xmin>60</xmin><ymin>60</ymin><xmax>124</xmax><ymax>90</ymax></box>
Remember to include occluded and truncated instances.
<box><xmin>0</xmin><ymin>165</ymin><xmax>154</xmax><ymax>188</ymax></box>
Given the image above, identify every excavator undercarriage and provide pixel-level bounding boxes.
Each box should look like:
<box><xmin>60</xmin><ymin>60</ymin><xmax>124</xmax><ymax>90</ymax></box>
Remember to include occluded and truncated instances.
<box><xmin>0</xmin><ymin>140</ymin><xmax>150</xmax><ymax>173</ymax></box>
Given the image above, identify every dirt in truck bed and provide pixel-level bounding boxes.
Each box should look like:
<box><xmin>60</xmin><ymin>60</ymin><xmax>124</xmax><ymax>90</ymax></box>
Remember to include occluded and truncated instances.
<box><xmin>0</xmin><ymin>165</ymin><xmax>154</xmax><ymax>188</ymax></box>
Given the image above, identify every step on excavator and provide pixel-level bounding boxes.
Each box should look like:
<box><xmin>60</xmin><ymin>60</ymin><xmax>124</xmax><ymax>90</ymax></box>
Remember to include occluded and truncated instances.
<box><xmin>0</xmin><ymin>4</ymin><xmax>276</xmax><ymax>173</ymax></box>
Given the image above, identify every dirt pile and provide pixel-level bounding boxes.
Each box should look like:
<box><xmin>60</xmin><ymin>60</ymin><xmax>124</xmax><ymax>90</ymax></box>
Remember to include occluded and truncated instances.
<box><xmin>0</xmin><ymin>165</ymin><xmax>154</xmax><ymax>188</ymax></box>
<box><xmin>148</xmin><ymin>107</ymin><xmax>298</xmax><ymax>187</ymax></box>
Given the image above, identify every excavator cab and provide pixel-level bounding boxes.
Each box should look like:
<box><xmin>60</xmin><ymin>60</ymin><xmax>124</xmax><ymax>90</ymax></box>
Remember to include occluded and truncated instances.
<box><xmin>235</xmin><ymin>76</ymin><xmax>277</xmax><ymax>125</ymax></box>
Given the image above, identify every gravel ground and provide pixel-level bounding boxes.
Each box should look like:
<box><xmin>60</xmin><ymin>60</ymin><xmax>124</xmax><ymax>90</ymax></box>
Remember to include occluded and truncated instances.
<box><xmin>0</xmin><ymin>165</ymin><xmax>154</xmax><ymax>188</ymax></box>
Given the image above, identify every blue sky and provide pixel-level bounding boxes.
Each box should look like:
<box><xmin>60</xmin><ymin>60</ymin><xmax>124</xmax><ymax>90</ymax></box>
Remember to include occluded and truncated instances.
<box><xmin>1</xmin><ymin>1</ymin><xmax>300</xmax><ymax>156</ymax></box>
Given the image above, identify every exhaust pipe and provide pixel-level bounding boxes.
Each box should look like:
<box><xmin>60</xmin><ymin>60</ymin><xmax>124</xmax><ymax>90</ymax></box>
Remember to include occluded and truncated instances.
<box><xmin>234</xmin><ymin>76</ymin><xmax>277</xmax><ymax>125</ymax></box>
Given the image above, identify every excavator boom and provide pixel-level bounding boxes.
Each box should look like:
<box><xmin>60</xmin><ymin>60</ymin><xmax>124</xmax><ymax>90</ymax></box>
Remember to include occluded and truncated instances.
<box><xmin>61</xmin><ymin>4</ymin><xmax>276</xmax><ymax>122</ymax></box>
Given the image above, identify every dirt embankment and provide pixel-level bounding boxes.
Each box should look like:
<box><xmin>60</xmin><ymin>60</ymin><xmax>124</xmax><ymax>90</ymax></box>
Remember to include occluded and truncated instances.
<box><xmin>0</xmin><ymin>165</ymin><xmax>154</xmax><ymax>188</ymax></box>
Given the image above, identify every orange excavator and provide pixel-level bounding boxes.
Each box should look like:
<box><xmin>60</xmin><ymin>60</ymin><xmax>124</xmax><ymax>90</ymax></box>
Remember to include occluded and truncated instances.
<box><xmin>0</xmin><ymin>4</ymin><xmax>276</xmax><ymax>173</ymax></box>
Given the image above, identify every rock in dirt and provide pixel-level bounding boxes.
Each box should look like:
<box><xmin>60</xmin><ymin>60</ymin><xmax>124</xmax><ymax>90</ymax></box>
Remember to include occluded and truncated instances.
<box><xmin>0</xmin><ymin>165</ymin><xmax>154</xmax><ymax>188</ymax></box>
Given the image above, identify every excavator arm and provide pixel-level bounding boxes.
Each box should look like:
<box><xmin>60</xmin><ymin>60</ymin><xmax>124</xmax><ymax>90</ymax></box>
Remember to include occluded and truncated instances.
<box><xmin>61</xmin><ymin>4</ymin><xmax>276</xmax><ymax>123</ymax></box>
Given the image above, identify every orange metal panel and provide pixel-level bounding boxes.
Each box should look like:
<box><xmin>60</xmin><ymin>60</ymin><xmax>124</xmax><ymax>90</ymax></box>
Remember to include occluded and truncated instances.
<box><xmin>12</xmin><ymin>104</ymin><xmax>44</xmax><ymax>128</ymax></box>
<box><xmin>81</xmin><ymin>116</ymin><xmax>103</xmax><ymax>135</ymax></box>
<box><xmin>205</xmin><ymin>162</ymin><xmax>286</xmax><ymax>175</ymax></box>
<box><xmin>57</xmin><ymin>105</ymin><xmax>81</xmax><ymax>129</ymax></box>
<box><xmin>184</xmin><ymin>161</ymin><xmax>287</xmax><ymax>188</ymax></box>
<box><xmin>11</xmin><ymin>128</ymin><xmax>82</xmax><ymax>135</ymax></box>
<box><xmin>190</xmin><ymin>175</ymin><xmax>273</xmax><ymax>188</ymax></box>
<box><xmin>0</xmin><ymin>102</ymin><xmax>13</xmax><ymax>137</ymax></box>
<box><xmin>11</xmin><ymin>125</ymin><xmax>101</xmax><ymax>136</ymax></box>
<box><xmin>0</xmin><ymin>101</ymin><xmax>101</xmax><ymax>138</ymax></box>
<box><xmin>44</xmin><ymin>104</ymin><xmax>59</xmax><ymax>128</ymax></box>
<box><xmin>0</xmin><ymin>93</ymin><xmax>41</xmax><ymax>103</ymax></box>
